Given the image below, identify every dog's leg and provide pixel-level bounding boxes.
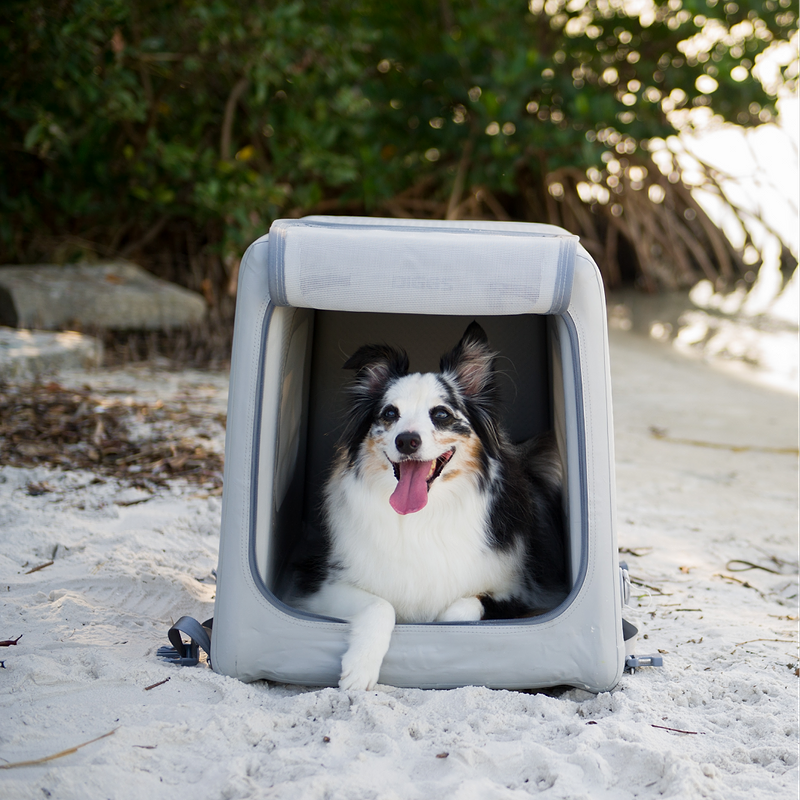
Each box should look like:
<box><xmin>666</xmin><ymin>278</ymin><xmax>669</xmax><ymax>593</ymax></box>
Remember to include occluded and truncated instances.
<box><xmin>437</xmin><ymin>596</ymin><xmax>484</xmax><ymax>622</ymax></box>
<box><xmin>340</xmin><ymin>599</ymin><xmax>396</xmax><ymax>691</ymax></box>
<box><xmin>307</xmin><ymin>582</ymin><xmax>396</xmax><ymax>691</ymax></box>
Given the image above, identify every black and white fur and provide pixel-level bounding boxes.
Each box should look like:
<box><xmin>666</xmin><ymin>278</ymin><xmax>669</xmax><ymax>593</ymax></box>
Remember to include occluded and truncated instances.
<box><xmin>297</xmin><ymin>322</ymin><xmax>568</xmax><ymax>690</ymax></box>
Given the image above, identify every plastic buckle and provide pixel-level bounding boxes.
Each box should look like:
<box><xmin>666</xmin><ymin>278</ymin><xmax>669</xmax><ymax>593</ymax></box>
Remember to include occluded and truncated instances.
<box><xmin>625</xmin><ymin>653</ymin><xmax>664</xmax><ymax>673</ymax></box>
<box><xmin>157</xmin><ymin>643</ymin><xmax>200</xmax><ymax>666</ymax></box>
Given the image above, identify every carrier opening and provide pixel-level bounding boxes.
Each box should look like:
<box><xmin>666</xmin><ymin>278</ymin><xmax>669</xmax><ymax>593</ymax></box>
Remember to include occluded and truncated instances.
<box><xmin>250</xmin><ymin>308</ymin><xmax>585</xmax><ymax>617</ymax></box>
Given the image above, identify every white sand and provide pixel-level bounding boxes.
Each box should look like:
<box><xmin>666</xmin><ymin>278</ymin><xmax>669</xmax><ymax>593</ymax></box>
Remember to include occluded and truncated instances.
<box><xmin>1</xmin><ymin>330</ymin><xmax>797</xmax><ymax>799</ymax></box>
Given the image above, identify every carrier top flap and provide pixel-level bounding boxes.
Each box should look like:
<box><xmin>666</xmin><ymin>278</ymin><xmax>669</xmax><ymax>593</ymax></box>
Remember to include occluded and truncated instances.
<box><xmin>266</xmin><ymin>216</ymin><xmax>578</xmax><ymax>316</ymax></box>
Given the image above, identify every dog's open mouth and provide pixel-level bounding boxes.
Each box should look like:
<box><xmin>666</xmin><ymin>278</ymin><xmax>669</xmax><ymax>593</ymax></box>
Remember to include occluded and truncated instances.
<box><xmin>389</xmin><ymin>449</ymin><xmax>454</xmax><ymax>515</ymax></box>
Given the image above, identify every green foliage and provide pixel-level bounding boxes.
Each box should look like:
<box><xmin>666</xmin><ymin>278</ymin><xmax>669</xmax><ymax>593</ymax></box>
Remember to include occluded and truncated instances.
<box><xmin>1</xmin><ymin>0</ymin><xmax>377</xmax><ymax>262</ymax></box>
<box><xmin>359</xmin><ymin>0</ymin><xmax>795</xmax><ymax>187</ymax></box>
<box><xmin>1</xmin><ymin>0</ymin><xmax>796</xmax><ymax>274</ymax></box>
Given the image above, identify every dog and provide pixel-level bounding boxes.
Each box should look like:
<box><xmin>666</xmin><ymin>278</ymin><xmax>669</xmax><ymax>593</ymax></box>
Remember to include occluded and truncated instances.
<box><xmin>296</xmin><ymin>322</ymin><xmax>568</xmax><ymax>690</ymax></box>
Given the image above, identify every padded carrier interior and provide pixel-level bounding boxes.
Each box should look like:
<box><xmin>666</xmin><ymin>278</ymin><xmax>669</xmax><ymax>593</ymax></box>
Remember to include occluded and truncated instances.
<box><xmin>256</xmin><ymin>309</ymin><xmax>576</xmax><ymax>610</ymax></box>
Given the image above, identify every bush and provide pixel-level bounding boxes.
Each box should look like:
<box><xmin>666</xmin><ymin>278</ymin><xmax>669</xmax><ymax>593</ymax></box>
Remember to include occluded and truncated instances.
<box><xmin>2</xmin><ymin>0</ymin><xmax>796</xmax><ymax>294</ymax></box>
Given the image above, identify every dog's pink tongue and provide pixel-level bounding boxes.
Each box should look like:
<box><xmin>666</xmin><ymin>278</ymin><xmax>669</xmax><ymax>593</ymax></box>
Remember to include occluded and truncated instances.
<box><xmin>390</xmin><ymin>460</ymin><xmax>432</xmax><ymax>515</ymax></box>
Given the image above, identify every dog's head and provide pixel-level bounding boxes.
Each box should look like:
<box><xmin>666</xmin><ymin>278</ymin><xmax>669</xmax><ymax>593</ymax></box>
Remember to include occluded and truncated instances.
<box><xmin>340</xmin><ymin>322</ymin><xmax>502</xmax><ymax>515</ymax></box>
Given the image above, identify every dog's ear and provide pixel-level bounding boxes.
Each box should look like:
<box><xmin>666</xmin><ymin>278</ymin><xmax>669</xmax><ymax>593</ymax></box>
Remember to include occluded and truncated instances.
<box><xmin>344</xmin><ymin>344</ymin><xmax>409</xmax><ymax>395</ymax></box>
<box><xmin>439</xmin><ymin>322</ymin><xmax>496</xmax><ymax>399</ymax></box>
<box><xmin>340</xmin><ymin>344</ymin><xmax>409</xmax><ymax>461</ymax></box>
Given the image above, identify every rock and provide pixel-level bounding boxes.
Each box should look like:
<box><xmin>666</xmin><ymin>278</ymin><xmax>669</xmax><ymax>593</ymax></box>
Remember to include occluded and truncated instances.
<box><xmin>0</xmin><ymin>326</ymin><xmax>103</xmax><ymax>378</ymax></box>
<box><xmin>0</xmin><ymin>262</ymin><xmax>207</xmax><ymax>331</ymax></box>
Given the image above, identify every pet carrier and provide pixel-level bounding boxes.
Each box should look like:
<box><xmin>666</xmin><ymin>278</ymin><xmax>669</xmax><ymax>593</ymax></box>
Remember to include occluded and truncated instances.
<box><xmin>204</xmin><ymin>216</ymin><xmax>634</xmax><ymax>691</ymax></box>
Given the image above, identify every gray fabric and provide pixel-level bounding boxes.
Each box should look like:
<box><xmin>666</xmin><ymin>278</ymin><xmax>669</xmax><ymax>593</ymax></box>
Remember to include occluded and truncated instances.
<box><xmin>267</xmin><ymin>217</ymin><xmax>576</xmax><ymax>315</ymax></box>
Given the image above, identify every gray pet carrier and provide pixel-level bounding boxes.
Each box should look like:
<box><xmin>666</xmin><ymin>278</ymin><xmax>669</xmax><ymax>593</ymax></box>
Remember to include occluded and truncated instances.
<box><xmin>210</xmin><ymin>216</ymin><xmax>628</xmax><ymax>692</ymax></box>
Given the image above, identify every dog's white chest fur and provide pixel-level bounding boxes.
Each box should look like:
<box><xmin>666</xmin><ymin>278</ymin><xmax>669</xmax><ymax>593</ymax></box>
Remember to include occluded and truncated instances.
<box><xmin>325</xmin><ymin>466</ymin><xmax>519</xmax><ymax>623</ymax></box>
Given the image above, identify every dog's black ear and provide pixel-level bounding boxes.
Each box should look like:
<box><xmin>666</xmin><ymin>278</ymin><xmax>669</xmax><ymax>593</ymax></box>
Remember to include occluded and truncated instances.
<box><xmin>344</xmin><ymin>344</ymin><xmax>409</xmax><ymax>395</ymax></box>
<box><xmin>439</xmin><ymin>322</ymin><xmax>496</xmax><ymax>399</ymax></box>
<box><xmin>340</xmin><ymin>344</ymin><xmax>409</xmax><ymax>462</ymax></box>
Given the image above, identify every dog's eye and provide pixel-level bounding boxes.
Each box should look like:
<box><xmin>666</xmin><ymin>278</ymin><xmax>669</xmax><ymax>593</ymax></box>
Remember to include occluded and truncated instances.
<box><xmin>431</xmin><ymin>406</ymin><xmax>452</xmax><ymax>422</ymax></box>
<box><xmin>381</xmin><ymin>406</ymin><xmax>399</xmax><ymax>422</ymax></box>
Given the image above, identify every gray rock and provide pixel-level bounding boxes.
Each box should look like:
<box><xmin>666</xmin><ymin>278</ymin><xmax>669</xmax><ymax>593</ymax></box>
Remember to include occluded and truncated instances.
<box><xmin>0</xmin><ymin>262</ymin><xmax>207</xmax><ymax>331</ymax></box>
<box><xmin>0</xmin><ymin>326</ymin><xmax>103</xmax><ymax>378</ymax></box>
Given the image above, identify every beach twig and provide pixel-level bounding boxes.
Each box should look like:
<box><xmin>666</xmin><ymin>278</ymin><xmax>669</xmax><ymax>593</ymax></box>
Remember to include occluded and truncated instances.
<box><xmin>649</xmin><ymin>429</ymin><xmax>798</xmax><ymax>456</ymax></box>
<box><xmin>0</xmin><ymin>729</ymin><xmax>117</xmax><ymax>770</ymax></box>
<box><xmin>735</xmin><ymin>638</ymin><xmax>798</xmax><ymax>647</ymax></box>
<box><xmin>713</xmin><ymin>573</ymin><xmax>770</xmax><ymax>600</ymax></box>
<box><xmin>651</xmin><ymin>724</ymin><xmax>704</xmax><ymax>735</ymax></box>
<box><xmin>726</xmin><ymin>560</ymin><xmax>784</xmax><ymax>576</ymax></box>
<box><xmin>25</xmin><ymin>561</ymin><xmax>54</xmax><ymax>575</ymax></box>
<box><xmin>144</xmin><ymin>677</ymin><xmax>171</xmax><ymax>691</ymax></box>
<box><xmin>619</xmin><ymin>547</ymin><xmax>653</xmax><ymax>557</ymax></box>
<box><xmin>713</xmin><ymin>573</ymin><xmax>757</xmax><ymax>589</ymax></box>
<box><xmin>630</xmin><ymin>577</ymin><xmax>671</xmax><ymax>595</ymax></box>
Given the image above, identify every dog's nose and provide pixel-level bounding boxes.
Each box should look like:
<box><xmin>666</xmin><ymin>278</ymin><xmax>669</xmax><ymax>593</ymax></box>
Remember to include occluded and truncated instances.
<box><xmin>395</xmin><ymin>432</ymin><xmax>421</xmax><ymax>455</ymax></box>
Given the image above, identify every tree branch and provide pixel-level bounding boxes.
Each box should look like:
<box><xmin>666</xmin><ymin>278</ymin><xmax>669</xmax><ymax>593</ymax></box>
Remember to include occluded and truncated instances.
<box><xmin>446</xmin><ymin>137</ymin><xmax>474</xmax><ymax>219</ymax></box>
<box><xmin>120</xmin><ymin>215</ymin><xmax>169</xmax><ymax>258</ymax></box>
<box><xmin>220</xmin><ymin>77</ymin><xmax>250</xmax><ymax>161</ymax></box>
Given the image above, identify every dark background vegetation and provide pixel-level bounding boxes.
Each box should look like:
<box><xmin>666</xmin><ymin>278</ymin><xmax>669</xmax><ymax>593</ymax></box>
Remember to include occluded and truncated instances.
<box><xmin>2</xmin><ymin>0</ymin><xmax>797</xmax><ymax>327</ymax></box>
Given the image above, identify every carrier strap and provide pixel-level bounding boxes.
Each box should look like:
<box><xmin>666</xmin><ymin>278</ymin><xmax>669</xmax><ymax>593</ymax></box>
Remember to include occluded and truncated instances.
<box><xmin>157</xmin><ymin>617</ymin><xmax>213</xmax><ymax>667</ymax></box>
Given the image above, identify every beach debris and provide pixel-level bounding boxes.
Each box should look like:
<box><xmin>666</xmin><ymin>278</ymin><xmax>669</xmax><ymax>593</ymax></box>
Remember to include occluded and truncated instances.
<box><xmin>651</xmin><ymin>725</ymin><xmax>704</xmax><ymax>735</ymax></box>
<box><xmin>24</xmin><ymin>560</ymin><xmax>54</xmax><ymax>575</ymax></box>
<box><xmin>629</xmin><ymin>577</ymin><xmax>671</xmax><ymax>596</ymax></box>
<box><xmin>726</xmin><ymin>558</ymin><xmax>793</xmax><ymax>576</ymax></box>
<box><xmin>735</xmin><ymin>637</ymin><xmax>797</xmax><ymax>647</ymax></box>
<box><xmin>0</xmin><ymin>729</ymin><xmax>117</xmax><ymax>770</ymax></box>
<box><xmin>0</xmin><ymin>381</ymin><xmax>224</xmax><ymax>490</ymax></box>
<box><xmin>114</xmin><ymin>495</ymin><xmax>153</xmax><ymax>507</ymax></box>
<box><xmin>648</xmin><ymin>425</ymin><xmax>799</xmax><ymax>455</ymax></box>
<box><xmin>25</xmin><ymin>481</ymin><xmax>52</xmax><ymax>496</ymax></box>
<box><xmin>712</xmin><ymin>573</ymin><xmax>772</xmax><ymax>602</ymax></box>
<box><xmin>144</xmin><ymin>677</ymin><xmax>171</xmax><ymax>691</ymax></box>
<box><xmin>619</xmin><ymin>547</ymin><xmax>652</xmax><ymax>557</ymax></box>
<box><xmin>0</xmin><ymin>635</ymin><xmax>22</xmax><ymax>647</ymax></box>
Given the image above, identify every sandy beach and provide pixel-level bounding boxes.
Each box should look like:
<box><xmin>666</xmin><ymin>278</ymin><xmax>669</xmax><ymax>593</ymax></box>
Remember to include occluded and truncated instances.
<box><xmin>1</xmin><ymin>325</ymin><xmax>797</xmax><ymax>800</ymax></box>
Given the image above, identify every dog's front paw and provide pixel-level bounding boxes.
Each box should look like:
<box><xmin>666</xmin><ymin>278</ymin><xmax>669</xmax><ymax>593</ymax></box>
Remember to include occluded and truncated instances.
<box><xmin>339</xmin><ymin>651</ymin><xmax>381</xmax><ymax>691</ymax></box>
<box><xmin>438</xmin><ymin>596</ymin><xmax>484</xmax><ymax>622</ymax></box>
